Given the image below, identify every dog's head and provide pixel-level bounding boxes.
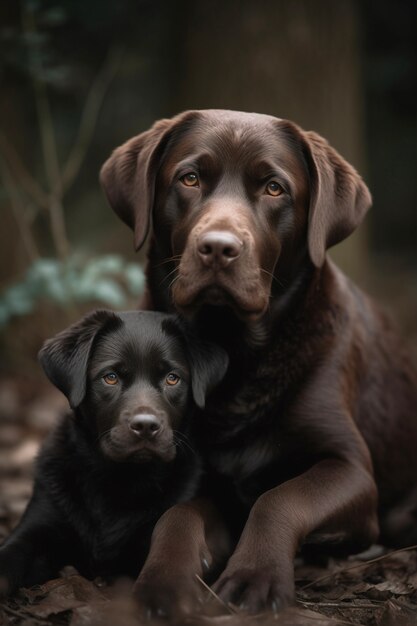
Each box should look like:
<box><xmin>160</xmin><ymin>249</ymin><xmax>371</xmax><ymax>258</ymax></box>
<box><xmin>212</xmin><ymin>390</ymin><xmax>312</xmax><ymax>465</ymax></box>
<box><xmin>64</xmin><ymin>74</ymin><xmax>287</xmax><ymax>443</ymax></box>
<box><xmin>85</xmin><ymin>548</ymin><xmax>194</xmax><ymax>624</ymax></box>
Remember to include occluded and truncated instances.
<box><xmin>39</xmin><ymin>310</ymin><xmax>228</xmax><ymax>463</ymax></box>
<box><xmin>101</xmin><ymin>110</ymin><xmax>371</xmax><ymax>321</ymax></box>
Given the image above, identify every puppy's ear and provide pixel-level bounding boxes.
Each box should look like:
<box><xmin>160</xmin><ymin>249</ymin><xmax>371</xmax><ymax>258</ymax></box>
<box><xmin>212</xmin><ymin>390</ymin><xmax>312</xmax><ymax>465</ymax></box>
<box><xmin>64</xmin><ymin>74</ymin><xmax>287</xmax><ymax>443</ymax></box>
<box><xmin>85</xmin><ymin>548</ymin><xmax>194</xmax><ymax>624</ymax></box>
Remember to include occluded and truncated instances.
<box><xmin>100</xmin><ymin>111</ymin><xmax>199</xmax><ymax>251</ymax></box>
<box><xmin>39</xmin><ymin>309</ymin><xmax>121</xmax><ymax>409</ymax></box>
<box><xmin>187</xmin><ymin>340</ymin><xmax>229</xmax><ymax>409</ymax></box>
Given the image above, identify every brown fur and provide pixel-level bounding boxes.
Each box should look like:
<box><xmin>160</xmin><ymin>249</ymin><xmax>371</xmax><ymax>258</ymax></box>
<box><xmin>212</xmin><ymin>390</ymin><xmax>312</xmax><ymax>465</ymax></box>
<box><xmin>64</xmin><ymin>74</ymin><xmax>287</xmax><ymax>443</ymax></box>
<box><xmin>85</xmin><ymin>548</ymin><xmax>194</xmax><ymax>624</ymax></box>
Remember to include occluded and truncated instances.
<box><xmin>101</xmin><ymin>110</ymin><xmax>417</xmax><ymax>615</ymax></box>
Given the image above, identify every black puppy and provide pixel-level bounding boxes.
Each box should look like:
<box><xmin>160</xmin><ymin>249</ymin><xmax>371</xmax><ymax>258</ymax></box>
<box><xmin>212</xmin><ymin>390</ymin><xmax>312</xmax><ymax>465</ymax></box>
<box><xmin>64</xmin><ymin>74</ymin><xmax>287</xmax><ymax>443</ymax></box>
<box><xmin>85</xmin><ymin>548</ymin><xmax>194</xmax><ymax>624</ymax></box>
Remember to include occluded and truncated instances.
<box><xmin>0</xmin><ymin>309</ymin><xmax>228</xmax><ymax>596</ymax></box>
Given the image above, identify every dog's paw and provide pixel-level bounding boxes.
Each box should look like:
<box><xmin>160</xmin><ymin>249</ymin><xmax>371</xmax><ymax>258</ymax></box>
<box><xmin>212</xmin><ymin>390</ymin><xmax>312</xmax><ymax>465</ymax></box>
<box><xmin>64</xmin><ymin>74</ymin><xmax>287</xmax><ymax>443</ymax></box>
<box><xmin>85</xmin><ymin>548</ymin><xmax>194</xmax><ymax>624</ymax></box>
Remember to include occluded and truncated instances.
<box><xmin>133</xmin><ymin>569</ymin><xmax>202</xmax><ymax>620</ymax></box>
<box><xmin>212</xmin><ymin>563</ymin><xmax>294</xmax><ymax>614</ymax></box>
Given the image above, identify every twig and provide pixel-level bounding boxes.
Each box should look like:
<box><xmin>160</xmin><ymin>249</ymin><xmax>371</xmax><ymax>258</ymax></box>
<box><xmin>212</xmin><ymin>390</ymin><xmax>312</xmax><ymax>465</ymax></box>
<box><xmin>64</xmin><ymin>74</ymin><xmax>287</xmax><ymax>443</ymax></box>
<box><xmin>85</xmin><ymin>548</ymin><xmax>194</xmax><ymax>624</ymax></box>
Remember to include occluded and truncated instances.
<box><xmin>0</xmin><ymin>155</ymin><xmax>40</xmax><ymax>261</ymax></box>
<box><xmin>22</xmin><ymin>2</ymin><xmax>70</xmax><ymax>261</ymax></box>
<box><xmin>60</xmin><ymin>46</ymin><xmax>124</xmax><ymax>194</ymax></box>
<box><xmin>293</xmin><ymin>605</ymin><xmax>365</xmax><ymax>626</ymax></box>
<box><xmin>299</xmin><ymin>600</ymin><xmax>384</xmax><ymax>610</ymax></box>
<box><xmin>195</xmin><ymin>574</ymin><xmax>238</xmax><ymax>615</ymax></box>
<box><xmin>300</xmin><ymin>544</ymin><xmax>417</xmax><ymax>590</ymax></box>
<box><xmin>0</xmin><ymin>132</ymin><xmax>49</xmax><ymax>209</ymax></box>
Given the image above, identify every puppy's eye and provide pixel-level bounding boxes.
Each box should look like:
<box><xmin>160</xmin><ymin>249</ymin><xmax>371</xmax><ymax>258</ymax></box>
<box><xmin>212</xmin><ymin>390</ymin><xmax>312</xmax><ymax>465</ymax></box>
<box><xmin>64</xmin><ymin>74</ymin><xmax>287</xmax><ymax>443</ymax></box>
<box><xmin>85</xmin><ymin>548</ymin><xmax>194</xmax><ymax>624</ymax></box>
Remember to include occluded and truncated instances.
<box><xmin>165</xmin><ymin>373</ymin><xmax>180</xmax><ymax>386</ymax></box>
<box><xmin>265</xmin><ymin>181</ymin><xmax>283</xmax><ymax>197</ymax></box>
<box><xmin>180</xmin><ymin>172</ymin><xmax>199</xmax><ymax>187</ymax></box>
<box><xmin>103</xmin><ymin>372</ymin><xmax>118</xmax><ymax>385</ymax></box>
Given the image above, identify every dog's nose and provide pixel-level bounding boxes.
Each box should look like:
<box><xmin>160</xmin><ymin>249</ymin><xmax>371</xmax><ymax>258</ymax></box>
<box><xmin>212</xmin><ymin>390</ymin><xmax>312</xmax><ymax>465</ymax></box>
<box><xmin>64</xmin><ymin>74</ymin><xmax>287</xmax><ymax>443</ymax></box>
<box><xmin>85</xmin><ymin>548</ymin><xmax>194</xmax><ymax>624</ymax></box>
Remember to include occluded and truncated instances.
<box><xmin>129</xmin><ymin>414</ymin><xmax>161</xmax><ymax>439</ymax></box>
<box><xmin>197</xmin><ymin>231</ymin><xmax>243</xmax><ymax>268</ymax></box>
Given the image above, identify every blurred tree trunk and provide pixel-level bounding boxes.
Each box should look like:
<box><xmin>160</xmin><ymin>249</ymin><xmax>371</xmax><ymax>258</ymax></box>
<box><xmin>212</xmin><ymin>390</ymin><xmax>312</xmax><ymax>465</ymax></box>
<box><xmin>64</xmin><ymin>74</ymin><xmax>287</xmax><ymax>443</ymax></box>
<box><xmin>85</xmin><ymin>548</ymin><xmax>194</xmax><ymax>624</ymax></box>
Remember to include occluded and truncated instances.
<box><xmin>171</xmin><ymin>0</ymin><xmax>369</xmax><ymax>281</ymax></box>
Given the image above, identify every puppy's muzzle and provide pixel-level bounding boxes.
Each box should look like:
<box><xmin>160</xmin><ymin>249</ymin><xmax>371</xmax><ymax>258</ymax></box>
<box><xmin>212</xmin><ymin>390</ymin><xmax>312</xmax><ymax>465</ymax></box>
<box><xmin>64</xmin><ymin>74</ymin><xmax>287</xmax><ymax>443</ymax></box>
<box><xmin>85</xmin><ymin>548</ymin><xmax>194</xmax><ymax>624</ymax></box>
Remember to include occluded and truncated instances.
<box><xmin>129</xmin><ymin>414</ymin><xmax>161</xmax><ymax>440</ymax></box>
<box><xmin>197</xmin><ymin>230</ymin><xmax>243</xmax><ymax>270</ymax></box>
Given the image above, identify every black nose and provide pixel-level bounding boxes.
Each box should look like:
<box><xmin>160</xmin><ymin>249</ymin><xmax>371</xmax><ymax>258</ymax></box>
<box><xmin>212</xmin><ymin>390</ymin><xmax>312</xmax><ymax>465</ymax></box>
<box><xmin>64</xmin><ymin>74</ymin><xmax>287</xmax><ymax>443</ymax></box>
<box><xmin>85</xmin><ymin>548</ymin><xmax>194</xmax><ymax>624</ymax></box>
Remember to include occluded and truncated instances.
<box><xmin>129</xmin><ymin>414</ymin><xmax>161</xmax><ymax>439</ymax></box>
<box><xmin>197</xmin><ymin>231</ymin><xmax>243</xmax><ymax>269</ymax></box>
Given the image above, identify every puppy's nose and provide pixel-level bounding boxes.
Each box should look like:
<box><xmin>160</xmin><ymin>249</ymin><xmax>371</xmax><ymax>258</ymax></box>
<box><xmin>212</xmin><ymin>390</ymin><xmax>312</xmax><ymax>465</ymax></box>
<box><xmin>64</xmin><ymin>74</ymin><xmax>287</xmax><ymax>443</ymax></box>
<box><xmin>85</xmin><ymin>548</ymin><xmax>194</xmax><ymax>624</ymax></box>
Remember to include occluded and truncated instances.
<box><xmin>129</xmin><ymin>414</ymin><xmax>161</xmax><ymax>439</ymax></box>
<box><xmin>197</xmin><ymin>231</ymin><xmax>242</xmax><ymax>269</ymax></box>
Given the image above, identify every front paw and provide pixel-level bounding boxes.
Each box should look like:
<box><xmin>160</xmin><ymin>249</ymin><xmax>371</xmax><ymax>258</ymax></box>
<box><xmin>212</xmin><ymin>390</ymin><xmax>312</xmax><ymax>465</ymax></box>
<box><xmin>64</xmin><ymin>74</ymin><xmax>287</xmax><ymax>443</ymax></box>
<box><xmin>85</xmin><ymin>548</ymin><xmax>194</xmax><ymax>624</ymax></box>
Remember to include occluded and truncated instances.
<box><xmin>213</xmin><ymin>561</ymin><xmax>294</xmax><ymax>614</ymax></box>
<box><xmin>134</xmin><ymin>567</ymin><xmax>203</xmax><ymax>619</ymax></box>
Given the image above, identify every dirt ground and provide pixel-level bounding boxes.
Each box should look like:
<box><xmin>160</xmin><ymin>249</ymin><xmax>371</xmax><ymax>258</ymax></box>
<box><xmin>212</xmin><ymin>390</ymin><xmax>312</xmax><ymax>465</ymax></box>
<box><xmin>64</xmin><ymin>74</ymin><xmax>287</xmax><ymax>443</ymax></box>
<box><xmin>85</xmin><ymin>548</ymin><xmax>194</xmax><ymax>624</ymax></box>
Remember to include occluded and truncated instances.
<box><xmin>0</xmin><ymin>378</ymin><xmax>416</xmax><ymax>626</ymax></box>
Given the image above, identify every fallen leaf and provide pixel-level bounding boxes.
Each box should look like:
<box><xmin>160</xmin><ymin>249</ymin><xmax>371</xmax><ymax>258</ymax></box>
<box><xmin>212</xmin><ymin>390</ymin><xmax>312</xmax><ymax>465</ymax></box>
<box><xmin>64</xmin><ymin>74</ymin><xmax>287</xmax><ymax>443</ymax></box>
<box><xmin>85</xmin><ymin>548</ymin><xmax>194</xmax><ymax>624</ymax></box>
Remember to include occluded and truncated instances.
<box><xmin>21</xmin><ymin>575</ymin><xmax>108</xmax><ymax>618</ymax></box>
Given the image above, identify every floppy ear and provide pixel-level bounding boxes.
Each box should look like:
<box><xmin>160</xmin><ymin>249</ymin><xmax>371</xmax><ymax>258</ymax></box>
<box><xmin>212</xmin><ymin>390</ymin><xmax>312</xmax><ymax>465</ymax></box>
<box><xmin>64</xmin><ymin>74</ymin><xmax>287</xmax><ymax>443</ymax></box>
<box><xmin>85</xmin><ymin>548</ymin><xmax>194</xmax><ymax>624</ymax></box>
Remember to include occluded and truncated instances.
<box><xmin>38</xmin><ymin>309</ymin><xmax>121</xmax><ymax>409</ymax></box>
<box><xmin>299</xmin><ymin>129</ymin><xmax>372</xmax><ymax>267</ymax></box>
<box><xmin>186</xmin><ymin>338</ymin><xmax>229</xmax><ymax>410</ymax></box>
<box><xmin>100</xmin><ymin>111</ymin><xmax>199</xmax><ymax>251</ymax></box>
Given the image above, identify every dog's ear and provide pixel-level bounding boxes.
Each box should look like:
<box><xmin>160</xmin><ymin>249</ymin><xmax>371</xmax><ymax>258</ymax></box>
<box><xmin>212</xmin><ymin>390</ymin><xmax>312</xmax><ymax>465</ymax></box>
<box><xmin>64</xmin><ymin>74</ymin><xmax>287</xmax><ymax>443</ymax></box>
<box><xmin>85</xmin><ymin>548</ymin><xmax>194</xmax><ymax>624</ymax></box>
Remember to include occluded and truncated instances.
<box><xmin>100</xmin><ymin>111</ymin><xmax>199</xmax><ymax>251</ymax></box>
<box><xmin>38</xmin><ymin>309</ymin><xmax>121</xmax><ymax>409</ymax></box>
<box><xmin>186</xmin><ymin>339</ymin><xmax>229</xmax><ymax>409</ymax></box>
<box><xmin>304</xmin><ymin>130</ymin><xmax>372</xmax><ymax>267</ymax></box>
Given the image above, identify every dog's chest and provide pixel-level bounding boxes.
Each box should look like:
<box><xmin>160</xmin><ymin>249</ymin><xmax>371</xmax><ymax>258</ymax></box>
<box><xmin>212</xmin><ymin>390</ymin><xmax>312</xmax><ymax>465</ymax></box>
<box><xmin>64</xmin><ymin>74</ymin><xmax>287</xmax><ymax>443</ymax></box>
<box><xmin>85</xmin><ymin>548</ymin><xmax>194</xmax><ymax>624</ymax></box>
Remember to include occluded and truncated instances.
<box><xmin>199</xmin><ymin>345</ymin><xmax>310</xmax><ymax>505</ymax></box>
<box><xmin>208</xmin><ymin>437</ymin><xmax>278</xmax><ymax>480</ymax></box>
<box><xmin>205</xmin><ymin>436</ymin><xmax>299</xmax><ymax>510</ymax></box>
<box><xmin>203</xmin><ymin>346</ymin><xmax>297</xmax><ymax>439</ymax></box>
<box><xmin>81</xmin><ymin>492</ymin><xmax>156</xmax><ymax>570</ymax></box>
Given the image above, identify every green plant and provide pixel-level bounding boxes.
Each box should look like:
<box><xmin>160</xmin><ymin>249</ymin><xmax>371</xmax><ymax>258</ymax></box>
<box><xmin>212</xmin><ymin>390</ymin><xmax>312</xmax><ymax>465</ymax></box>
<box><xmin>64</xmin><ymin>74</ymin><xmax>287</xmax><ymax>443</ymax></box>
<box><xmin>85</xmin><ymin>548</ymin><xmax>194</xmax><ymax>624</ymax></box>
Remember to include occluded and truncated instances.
<box><xmin>0</xmin><ymin>255</ymin><xmax>144</xmax><ymax>328</ymax></box>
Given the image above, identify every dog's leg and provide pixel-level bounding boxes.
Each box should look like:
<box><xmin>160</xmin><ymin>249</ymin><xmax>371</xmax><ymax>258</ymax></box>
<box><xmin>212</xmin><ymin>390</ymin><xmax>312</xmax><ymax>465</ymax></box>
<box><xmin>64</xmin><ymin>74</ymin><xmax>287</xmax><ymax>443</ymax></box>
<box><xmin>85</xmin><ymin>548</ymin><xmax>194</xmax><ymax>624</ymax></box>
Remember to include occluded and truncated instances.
<box><xmin>212</xmin><ymin>458</ymin><xmax>379</xmax><ymax>613</ymax></box>
<box><xmin>0</xmin><ymin>542</ymin><xmax>59</xmax><ymax>596</ymax></box>
<box><xmin>134</xmin><ymin>497</ymin><xmax>231</xmax><ymax>617</ymax></box>
<box><xmin>0</xmin><ymin>497</ymin><xmax>66</xmax><ymax>596</ymax></box>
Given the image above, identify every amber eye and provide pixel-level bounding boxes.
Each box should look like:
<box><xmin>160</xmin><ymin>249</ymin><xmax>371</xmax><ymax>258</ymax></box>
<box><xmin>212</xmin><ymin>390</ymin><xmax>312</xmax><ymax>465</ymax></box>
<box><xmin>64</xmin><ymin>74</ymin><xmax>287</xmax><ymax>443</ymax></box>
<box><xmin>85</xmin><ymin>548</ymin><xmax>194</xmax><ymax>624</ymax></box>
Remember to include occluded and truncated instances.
<box><xmin>103</xmin><ymin>372</ymin><xmax>118</xmax><ymax>385</ymax></box>
<box><xmin>180</xmin><ymin>172</ymin><xmax>199</xmax><ymax>187</ymax></box>
<box><xmin>265</xmin><ymin>181</ymin><xmax>283</xmax><ymax>197</ymax></box>
<box><xmin>166</xmin><ymin>373</ymin><xmax>180</xmax><ymax>386</ymax></box>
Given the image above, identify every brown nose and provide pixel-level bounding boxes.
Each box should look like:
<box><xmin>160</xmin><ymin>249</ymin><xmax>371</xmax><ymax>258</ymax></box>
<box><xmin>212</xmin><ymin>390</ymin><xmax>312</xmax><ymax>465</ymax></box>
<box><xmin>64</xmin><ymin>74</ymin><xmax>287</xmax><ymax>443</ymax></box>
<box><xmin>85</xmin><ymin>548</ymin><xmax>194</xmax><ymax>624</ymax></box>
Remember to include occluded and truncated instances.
<box><xmin>197</xmin><ymin>231</ymin><xmax>243</xmax><ymax>269</ymax></box>
<box><xmin>129</xmin><ymin>414</ymin><xmax>161</xmax><ymax>439</ymax></box>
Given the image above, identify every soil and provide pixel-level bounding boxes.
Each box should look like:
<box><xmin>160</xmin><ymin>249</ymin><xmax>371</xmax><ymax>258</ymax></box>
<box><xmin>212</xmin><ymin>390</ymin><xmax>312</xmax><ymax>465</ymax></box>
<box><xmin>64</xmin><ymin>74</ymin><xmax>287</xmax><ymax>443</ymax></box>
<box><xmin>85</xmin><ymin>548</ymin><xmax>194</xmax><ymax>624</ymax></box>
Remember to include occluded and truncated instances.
<box><xmin>0</xmin><ymin>378</ymin><xmax>416</xmax><ymax>626</ymax></box>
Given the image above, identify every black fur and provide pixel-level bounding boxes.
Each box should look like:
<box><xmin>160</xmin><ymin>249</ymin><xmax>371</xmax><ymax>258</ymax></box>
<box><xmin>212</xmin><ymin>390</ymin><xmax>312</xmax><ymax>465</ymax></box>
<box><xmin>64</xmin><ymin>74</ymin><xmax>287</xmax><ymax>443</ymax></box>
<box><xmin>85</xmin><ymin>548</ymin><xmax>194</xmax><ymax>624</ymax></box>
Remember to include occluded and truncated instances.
<box><xmin>0</xmin><ymin>309</ymin><xmax>228</xmax><ymax>595</ymax></box>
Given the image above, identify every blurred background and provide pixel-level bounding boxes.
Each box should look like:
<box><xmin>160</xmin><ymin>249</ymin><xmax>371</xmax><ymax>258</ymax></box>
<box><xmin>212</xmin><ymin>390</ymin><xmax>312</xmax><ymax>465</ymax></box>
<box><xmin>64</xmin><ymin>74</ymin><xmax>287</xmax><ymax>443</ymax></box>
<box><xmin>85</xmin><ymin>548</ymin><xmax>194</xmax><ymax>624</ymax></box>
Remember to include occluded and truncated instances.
<box><xmin>0</xmin><ymin>0</ymin><xmax>415</xmax><ymax>531</ymax></box>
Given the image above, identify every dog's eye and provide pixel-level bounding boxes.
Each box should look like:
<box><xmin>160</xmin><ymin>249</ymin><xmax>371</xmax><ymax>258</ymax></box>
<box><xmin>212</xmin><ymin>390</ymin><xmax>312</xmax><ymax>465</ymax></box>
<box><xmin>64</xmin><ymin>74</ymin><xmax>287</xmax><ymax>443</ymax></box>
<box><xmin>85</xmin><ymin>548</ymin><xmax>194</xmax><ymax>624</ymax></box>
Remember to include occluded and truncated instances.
<box><xmin>265</xmin><ymin>181</ymin><xmax>283</xmax><ymax>197</ymax></box>
<box><xmin>165</xmin><ymin>373</ymin><xmax>180</xmax><ymax>386</ymax></box>
<box><xmin>180</xmin><ymin>172</ymin><xmax>199</xmax><ymax>187</ymax></box>
<box><xmin>103</xmin><ymin>372</ymin><xmax>118</xmax><ymax>385</ymax></box>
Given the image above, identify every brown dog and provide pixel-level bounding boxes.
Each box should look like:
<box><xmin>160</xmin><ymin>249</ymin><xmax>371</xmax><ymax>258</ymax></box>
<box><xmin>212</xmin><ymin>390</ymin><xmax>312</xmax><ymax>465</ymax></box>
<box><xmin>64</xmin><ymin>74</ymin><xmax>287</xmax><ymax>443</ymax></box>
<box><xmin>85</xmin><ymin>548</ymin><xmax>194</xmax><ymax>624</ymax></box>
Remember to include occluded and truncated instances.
<box><xmin>101</xmin><ymin>110</ymin><xmax>417</xmax><ymax>614</ymax></box>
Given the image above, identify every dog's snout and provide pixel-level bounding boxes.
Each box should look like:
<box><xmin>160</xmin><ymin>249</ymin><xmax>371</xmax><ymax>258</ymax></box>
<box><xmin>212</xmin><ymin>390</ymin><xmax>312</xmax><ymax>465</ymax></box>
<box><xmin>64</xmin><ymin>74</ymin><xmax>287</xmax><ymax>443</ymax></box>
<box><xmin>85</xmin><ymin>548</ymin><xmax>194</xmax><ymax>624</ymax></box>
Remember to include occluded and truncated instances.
<box><xmin>129</xmin><ymin>414</ymin><xmax>161</xmax><ymax>439</ymax></box>
<box><xmin>197</xmin><ymin>231</ymin><xmax>242</xmax><ymax>269</ymax></box>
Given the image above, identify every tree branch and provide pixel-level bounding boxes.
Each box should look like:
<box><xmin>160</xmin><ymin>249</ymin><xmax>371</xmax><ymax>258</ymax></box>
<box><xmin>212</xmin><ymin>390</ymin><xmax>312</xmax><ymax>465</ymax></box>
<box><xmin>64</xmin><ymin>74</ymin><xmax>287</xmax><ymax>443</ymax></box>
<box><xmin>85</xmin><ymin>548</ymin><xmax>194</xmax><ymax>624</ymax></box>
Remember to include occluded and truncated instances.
<box><xmin>0</xmin><ymin>155</ymin><xmax>40</xmax><ymax>262</ymax></box>
<box><xmin>22</xmin><ymin>2</ymin><xmax>70</xmax><ymax>260</ymax></box>
<box><xmin>60</xmin><ymin>46</ymin><xmax>124</xmax><ymax>194</ymax></box>
<box><xmin>0</xmin><ymin>132</ymin><xmax>49</xmax><ymax>210</ymax></box>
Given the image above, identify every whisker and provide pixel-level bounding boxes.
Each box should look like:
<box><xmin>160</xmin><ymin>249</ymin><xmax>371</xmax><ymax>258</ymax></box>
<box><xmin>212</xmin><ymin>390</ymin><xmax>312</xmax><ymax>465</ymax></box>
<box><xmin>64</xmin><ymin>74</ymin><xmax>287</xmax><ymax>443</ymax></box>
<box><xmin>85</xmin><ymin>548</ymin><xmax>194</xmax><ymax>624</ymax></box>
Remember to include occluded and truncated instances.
<box><xmin>154</xmin><ymin>255</ymin><xmax>182</xmax><ymax>269</ymax></box>
<box><xmin>174</xmin><ymin>435</ymin><xmax>187</xmax><ymax>455</ymax></box>
<box><xmin>95</xmin><ymin>427</ymin><xmax>113</xmax><ymax>444</ymax></box>
<box><xmin>173</xmin><ymin>431</ymin><xmax>196</xmax><ymax>455</ymax></box>
<box><xmin>168</xmin><ymin>274</ymin><xmax>180</xmax><ymax>290</ymax></box>
<box><xmin>260</xmin><ymin>268</ymin><xmax>286</xmax><ymax>289</ymax></box>
<box><xmin>159</xmin><ymin>266</ymin><xmax>179</xmax><ymax>287</ymax></box>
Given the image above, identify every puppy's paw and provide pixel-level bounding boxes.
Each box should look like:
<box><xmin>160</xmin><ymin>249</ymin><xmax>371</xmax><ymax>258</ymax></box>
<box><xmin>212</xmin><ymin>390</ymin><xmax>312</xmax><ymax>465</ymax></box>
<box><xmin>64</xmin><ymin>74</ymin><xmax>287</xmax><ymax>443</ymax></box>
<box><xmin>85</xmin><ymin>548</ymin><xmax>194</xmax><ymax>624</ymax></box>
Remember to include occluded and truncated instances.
<box><xmin>212</xmin><ymin>563</ymin><xmax>294</xmax><ymax>614</ymax></box>
<box><xmin>133</xmin><ymin>569</ymin><xmax>202</xmax><ymax>620</ymax></box>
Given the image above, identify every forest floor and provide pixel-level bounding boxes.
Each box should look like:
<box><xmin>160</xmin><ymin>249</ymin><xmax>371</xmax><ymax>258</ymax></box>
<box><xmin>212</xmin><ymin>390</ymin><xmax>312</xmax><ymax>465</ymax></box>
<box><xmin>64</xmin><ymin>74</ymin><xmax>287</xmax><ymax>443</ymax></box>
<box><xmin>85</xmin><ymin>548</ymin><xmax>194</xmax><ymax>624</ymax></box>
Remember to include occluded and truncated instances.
<box><xmin>0</xmin><ymin>377</ymin><xmax>416</xmax><ymax>626</ymax></box>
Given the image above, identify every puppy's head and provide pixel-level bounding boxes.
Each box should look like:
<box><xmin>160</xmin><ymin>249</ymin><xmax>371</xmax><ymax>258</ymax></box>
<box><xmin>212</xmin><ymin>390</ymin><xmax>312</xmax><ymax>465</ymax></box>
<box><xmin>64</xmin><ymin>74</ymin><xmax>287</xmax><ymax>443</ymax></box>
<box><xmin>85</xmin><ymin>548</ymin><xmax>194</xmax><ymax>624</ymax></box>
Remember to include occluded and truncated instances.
<box><xmin>101</xmin><ymin>110</ymin><xmax>371</xmax><ymax>321</ymax></box>
<box><xmin>39</xmin><ymin>310</ymin><xmax>228</xmax><ymax>463</ymax></box>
